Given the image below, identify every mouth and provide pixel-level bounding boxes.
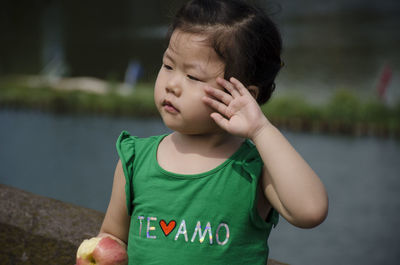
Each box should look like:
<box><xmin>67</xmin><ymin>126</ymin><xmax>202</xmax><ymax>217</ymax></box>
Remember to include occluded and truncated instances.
<box><xmin>162</xmin><ymin>99</ymin><xmax>180</xmax><ymax>113</ymax></box>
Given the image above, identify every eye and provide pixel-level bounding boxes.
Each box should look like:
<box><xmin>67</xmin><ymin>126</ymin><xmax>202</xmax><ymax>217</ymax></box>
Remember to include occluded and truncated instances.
<box><xmin>187</xmin><ymin>75</ymin><xmax>202</xmax><ymax>82</ymax></box>
<box><xmin>163</xmin><ymin>64</ymin><xmax>173</xmax><ymax>70</ymax></box>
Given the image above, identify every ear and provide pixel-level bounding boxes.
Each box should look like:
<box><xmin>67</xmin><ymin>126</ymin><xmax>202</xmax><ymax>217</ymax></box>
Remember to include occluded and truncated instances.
<box><xmin>247</xmin><ymin>85</ymin><xmax>260</xmax><ymax>100</ymax></box>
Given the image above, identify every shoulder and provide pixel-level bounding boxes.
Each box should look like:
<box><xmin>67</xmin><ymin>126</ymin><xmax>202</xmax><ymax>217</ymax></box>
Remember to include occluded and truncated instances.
<box><xmin>225</xmin><ymin>139</ymin><xmax>263</xmax><ymax>182</ymax></box>
<box><xmin>116</xmin><ymin>131</ymin><xmax>166</xmax><ymax>159</ymax></box>
<box><xmin>117</xmin><ymin>131</ymin><xmax>166</xmax><ymax>146</ymax></box>
<box><xmin>241</xmin><ymin>139</ymin><xmax>262</xmax><ymax>161</ymax></box>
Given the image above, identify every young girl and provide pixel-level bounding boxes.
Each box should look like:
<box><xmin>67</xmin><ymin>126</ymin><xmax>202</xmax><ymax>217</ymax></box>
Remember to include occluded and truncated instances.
<box><xmin>76</xmin><ymin>0</ymin><xmax>328</xmax><ymax>264</ymax></box>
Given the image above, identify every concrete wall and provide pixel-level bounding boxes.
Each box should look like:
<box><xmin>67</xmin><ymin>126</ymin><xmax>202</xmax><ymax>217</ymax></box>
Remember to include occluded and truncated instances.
<box><xmin>0</xmin><ymin>184</ymin><xmax>287</xmax><ymax>265</ymax></box>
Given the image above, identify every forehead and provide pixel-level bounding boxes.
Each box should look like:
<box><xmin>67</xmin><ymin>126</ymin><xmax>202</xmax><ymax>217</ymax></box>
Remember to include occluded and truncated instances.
<box><xmin>166</xmin><ymin>30</ymin><xmax>223</xmax><ymax>68</ymax></box>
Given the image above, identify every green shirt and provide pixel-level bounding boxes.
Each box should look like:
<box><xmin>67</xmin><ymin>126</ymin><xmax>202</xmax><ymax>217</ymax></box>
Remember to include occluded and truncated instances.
<box><xmin>117</xmin><ymin>131</ymin><xmax>278</xmax><ymax>265</ymax></box>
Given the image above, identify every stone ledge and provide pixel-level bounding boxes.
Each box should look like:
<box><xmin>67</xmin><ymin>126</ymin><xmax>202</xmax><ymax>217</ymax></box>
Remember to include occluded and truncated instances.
<box><xmin>0</xmin><ymin>184</ymin><xmax>287</xmax><ymax>265</ymax></box>
<box><xmin>0</xmin><ymin>184</ymin><xmax>103</xmax><ymax>264</ymax></box>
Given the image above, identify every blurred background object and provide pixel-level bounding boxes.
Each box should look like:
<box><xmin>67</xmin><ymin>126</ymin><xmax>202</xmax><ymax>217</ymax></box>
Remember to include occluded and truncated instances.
<box><xmin>0</xmin><ymin>0</ymin><xmax>177</xmax><ymax>82</ymax></box>
<box><xmin>1</xmin><ymin>0</ymin><xmax>399</xmax><ymax>103</ymax></box>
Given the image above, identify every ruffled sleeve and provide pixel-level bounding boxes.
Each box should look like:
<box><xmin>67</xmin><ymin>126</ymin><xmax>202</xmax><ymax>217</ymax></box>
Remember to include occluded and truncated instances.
<box><xmin>116</xmin><ymin>131</ymin><xmax>137</xmax><ymax>216</ymax></box>
<box><xmin>232</xmin><ymin>142</ymin><xmax>263</xmax><ymax>183</ymax></box>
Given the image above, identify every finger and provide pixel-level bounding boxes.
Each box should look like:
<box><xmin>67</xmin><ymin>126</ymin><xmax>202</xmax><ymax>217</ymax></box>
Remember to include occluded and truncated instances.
<box><xmin>230</xmin><ymin>77</ymin><xmax>251</xmax><ymax>97</ymax></box>
<box><xmin>204</xmin><ymin>85</ymin><xmax>233</xmax><ymax>106</ymax></box>
<box><xmin>217</xmin><ymin>77</ymin><xmax>240</xmax><ymax>98</ymax></box>
<box><xmin>210</xmin><ymin>112</ymin><xmax>230</xmax><ymax>132</ymax></box>
<box><xmin>202</xmin><ymin>96</ymin><xmax>231</xmax><ymax>118</ymax></box>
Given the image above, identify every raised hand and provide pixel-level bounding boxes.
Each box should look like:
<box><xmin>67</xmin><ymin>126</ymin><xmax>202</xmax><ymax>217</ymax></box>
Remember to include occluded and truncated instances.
<box><xmin>202</xmin><ymin>77</ymin><xmax>270</xmax><ymax>140</ymax></box>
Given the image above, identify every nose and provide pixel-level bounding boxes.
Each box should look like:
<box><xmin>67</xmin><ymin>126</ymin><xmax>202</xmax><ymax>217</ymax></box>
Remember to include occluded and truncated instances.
<box><xmin>166</xmin><ymin>74</ymin><xmax>182</xmax><ymax>96</ymax></box>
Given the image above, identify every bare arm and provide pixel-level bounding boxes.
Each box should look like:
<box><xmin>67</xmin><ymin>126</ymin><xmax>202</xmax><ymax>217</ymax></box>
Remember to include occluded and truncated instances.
<box><xmin>253</xmin><ymin>124</ymin><xmax>328</xmax><ymax>228</ymax></box>
<box><xmin>203</xmin><ymin>77</ymin><xmax>328</xmax><ymax>228</ymax></box>
<box><xmin>99</xmin><ymin>159</ymin><xmax>131</xmax><ymax>244</ymax></box>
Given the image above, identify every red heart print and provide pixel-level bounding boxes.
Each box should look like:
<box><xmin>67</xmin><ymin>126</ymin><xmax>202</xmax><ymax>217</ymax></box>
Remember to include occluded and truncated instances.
<box><xmin>159</xmin><ymin>219</ymin><xmax>176</xmax><ymax>236</ymax></box>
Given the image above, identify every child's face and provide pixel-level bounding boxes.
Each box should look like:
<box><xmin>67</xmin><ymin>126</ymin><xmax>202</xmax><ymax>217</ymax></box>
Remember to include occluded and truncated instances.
<box><xmin>154</xmin><ymin>30</ymin><xmax>225</xmax><ymax>134</ymax></box>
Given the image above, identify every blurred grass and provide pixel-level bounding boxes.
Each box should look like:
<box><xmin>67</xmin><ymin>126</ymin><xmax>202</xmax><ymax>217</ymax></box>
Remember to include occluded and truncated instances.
<box><xmin>262</xmin><ymin>90</ymin><xmax>400</xmax><ymax>137</ymax></box>
<box><xmin>0</xmin><ymin>78</ymin><xmax>158</xmax><ymax>117</ymax></box>
<box><xmin>1</xmin><ymin>77</ymin><xmax>399</xmax><ymax>137</ymax></box>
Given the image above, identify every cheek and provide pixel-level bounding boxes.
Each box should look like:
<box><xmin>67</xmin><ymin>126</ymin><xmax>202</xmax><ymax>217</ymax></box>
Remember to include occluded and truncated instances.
<box><xmin>154</xmin><ymin>71</ymin><xmax>162</xmax><ymax>88</ymax></box>
<box><xmin>194</xmin><ymin>85</ymin><xmax>207</xmax><ymax>98</ymax></box>
<box><xmin>188</xmin><ymin>91</ymin><xmax>214</xmax><ymax>118</ymax></box>
<box><xmin>185</xmin><ymin>85</ymin><xmax>208</xmax><ymax>107</ymax></box>
<box><xmin>154</xmin><ymin>74</ymin><xmax>165</xmax><ymax>101</ymax></box>
<box><xmin>155</xmin><ymin>66</ymin><xmax>167</xmax><ymax>86</ymax></box>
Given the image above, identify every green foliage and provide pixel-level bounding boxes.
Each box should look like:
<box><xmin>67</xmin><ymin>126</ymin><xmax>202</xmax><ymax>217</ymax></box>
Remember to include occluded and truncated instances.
<box><xmin>322</xmin><ymin>89</ymin><xmax>361</xmax><ymax>124</ymax></box>
<box><xmin>0</xmin><ymin>77</ymin><xmax>399</xmax><ymax>137</ymax></box>
<box><xmin>0</xmin><ymin>79</ymin><xmax>157</xmax><ymax>116</ymax></box>
<box><xmin>262</xmin><ymin>95</ymin><xmax>320</xmax><ymax>121</ymax></box>
<box><xmin>360</xmin><ymin>100</ymin><xmax>391</xmax><ymax>123</ymax></box>
<box><xmin>262</xmin><ymin>89</ymin><xmax>399</xmax><ymax>136</ymax></box>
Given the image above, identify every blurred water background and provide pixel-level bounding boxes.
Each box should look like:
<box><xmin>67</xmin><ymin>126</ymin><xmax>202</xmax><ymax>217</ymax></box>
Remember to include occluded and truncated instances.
<box><xmin>0</xmin><ymin>110</ymin><xmax>399</xmax><ymax>265</ymax></box>
<box><xmin>1</xmin><ymin>0</ymin><xmax>400</xmax><ymax>264</ymax></box>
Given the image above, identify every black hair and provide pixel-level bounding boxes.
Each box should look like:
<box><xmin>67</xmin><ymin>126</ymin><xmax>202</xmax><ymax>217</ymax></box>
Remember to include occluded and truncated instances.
<box><xmin>167</xmin><ymin>0</ymin><xmax>282</xmax><ymax>105</ymax></box>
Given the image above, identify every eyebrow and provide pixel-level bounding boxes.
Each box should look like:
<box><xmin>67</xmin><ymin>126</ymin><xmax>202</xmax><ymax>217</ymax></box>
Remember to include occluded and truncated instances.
<box><xmin>164</xmin><ymin>51</ymin><xmax>207</xmax><ymax>76</ymax></box>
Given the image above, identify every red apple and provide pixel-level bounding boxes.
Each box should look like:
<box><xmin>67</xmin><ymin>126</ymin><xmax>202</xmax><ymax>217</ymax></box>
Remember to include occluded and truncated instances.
<box><xmin>76</xmin><ymin>236</ymin><xmax>128</xmax><ymax>265</ymax></box>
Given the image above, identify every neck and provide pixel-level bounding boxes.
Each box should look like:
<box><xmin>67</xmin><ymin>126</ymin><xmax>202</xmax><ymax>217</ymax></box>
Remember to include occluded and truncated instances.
<box><xmin>170</xmin><ymin>131</ymin><xmax>244</xmax><ymax>156</ymax></box>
